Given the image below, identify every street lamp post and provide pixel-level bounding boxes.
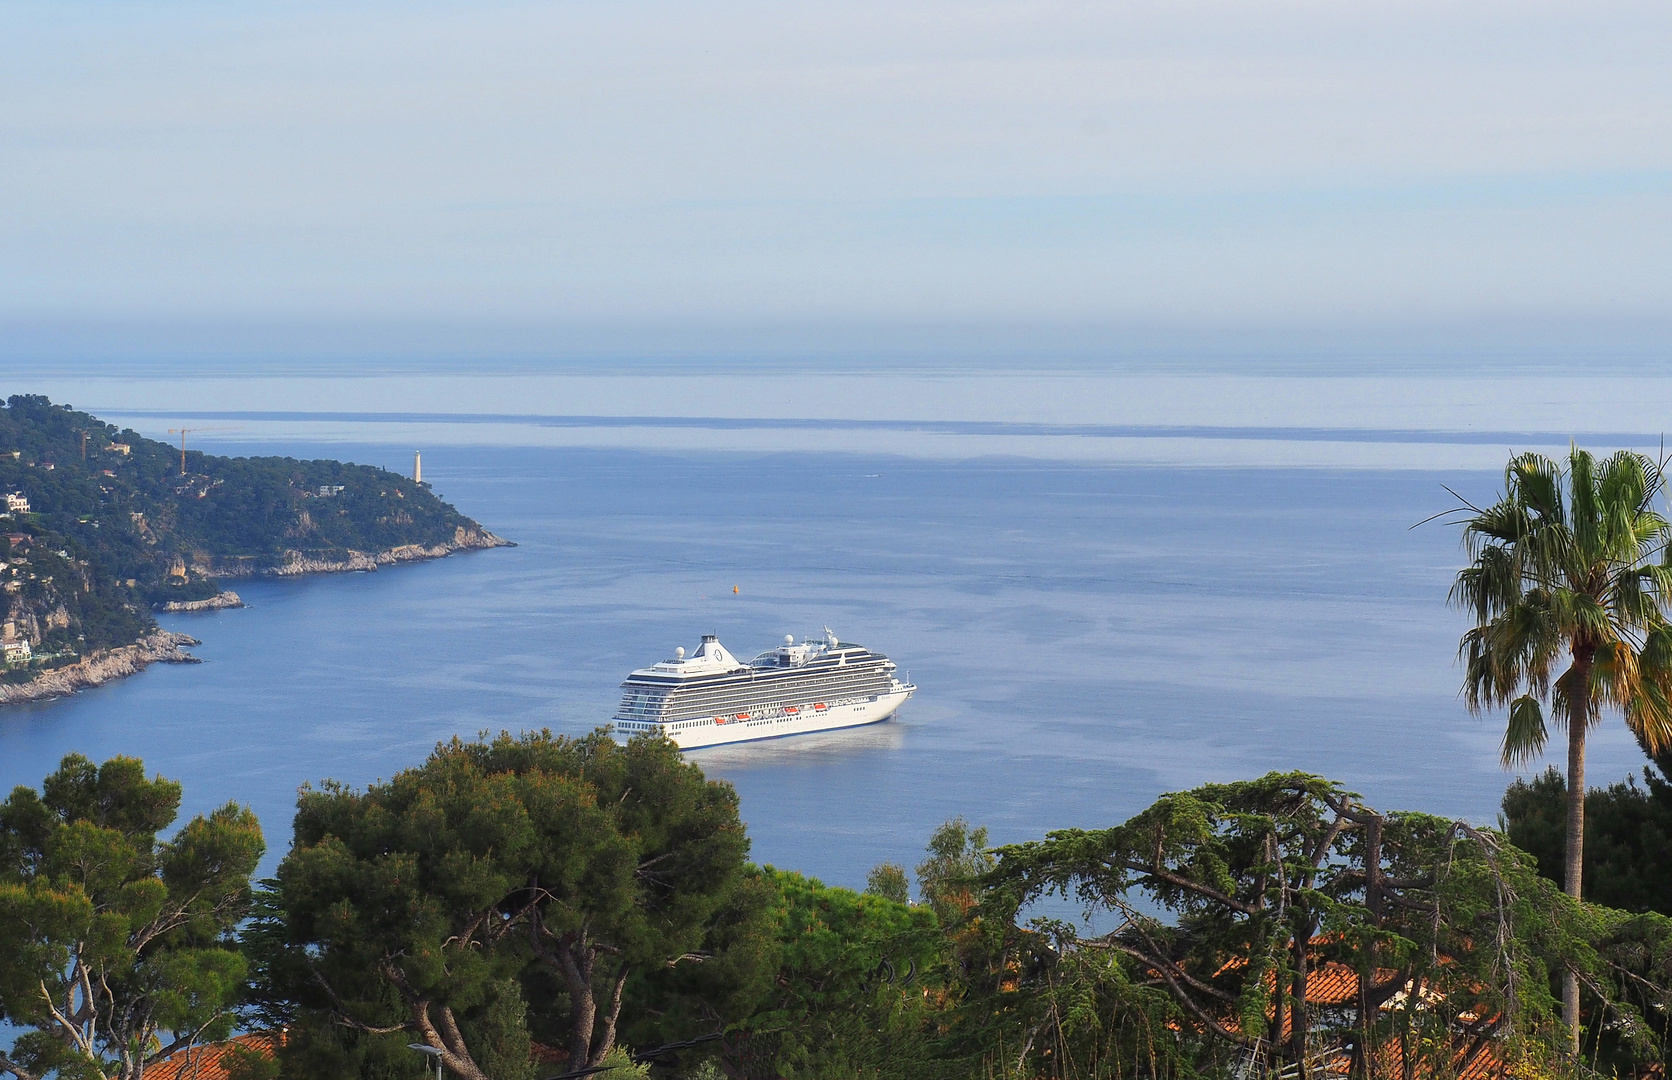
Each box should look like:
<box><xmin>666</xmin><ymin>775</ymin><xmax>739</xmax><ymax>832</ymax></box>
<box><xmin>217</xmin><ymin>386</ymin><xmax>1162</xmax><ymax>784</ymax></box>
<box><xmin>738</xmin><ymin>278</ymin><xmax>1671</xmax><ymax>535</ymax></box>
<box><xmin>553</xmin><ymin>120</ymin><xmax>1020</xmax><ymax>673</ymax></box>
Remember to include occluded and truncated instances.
<box><xmin>407</xmin><ymin>1043</ymin><xmax>444</xmax><ymax>1080</ymax></box>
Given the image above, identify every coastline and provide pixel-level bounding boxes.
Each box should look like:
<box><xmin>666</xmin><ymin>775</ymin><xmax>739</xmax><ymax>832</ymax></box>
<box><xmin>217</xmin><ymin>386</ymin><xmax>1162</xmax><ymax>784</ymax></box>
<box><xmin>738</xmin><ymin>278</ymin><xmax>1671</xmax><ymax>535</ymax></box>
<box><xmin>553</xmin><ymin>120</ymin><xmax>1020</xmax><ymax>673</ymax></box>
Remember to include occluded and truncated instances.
<box><xmin>271</xmin><ymin>526</ymin><xmax>513</xmax><ymax>577</ymax></box>
<box><xmin>4</xmin><ymin>528</ymin><xmax>512</xmax><ymax>706</ymax></box>
<box><xmin>0</xmin><ymin>630</ymin><xmax>201</xmax><ymax>706</ymax></box>
<box><xmin>158</xmin><ymin>590</ymin><xmax>245</xmax><ymax>612</ymax></box>
<box><xmin>188</xmin><ymin>526</ymin><xmax>513</xmax><ymax>578</ymax></box>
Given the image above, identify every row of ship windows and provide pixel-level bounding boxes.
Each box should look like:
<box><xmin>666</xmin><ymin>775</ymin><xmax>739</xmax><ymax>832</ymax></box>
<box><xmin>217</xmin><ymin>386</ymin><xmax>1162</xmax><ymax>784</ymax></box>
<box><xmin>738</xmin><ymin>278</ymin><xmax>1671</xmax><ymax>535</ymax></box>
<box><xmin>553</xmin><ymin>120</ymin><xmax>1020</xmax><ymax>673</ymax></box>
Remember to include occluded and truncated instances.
<box><xmin>634</xmin><ymin>658</ymin><xmax>887</xmax><ymax>687</ymax></box>
<box><xmin>621</xmin><ymin>688</ymin><xmax>896</xmax><ymax>722</ymax></box>
<box><xmin>621</xmin><ymin>701</ymin><xmax>861</xmax><ymax>732</ymax></box>
<box><xmin>620</xmin><ymin>668</ymin><xmax>890</xmax><ymax>702</ymax></box>
<box><xmin>618</xmin><ymin>674</ymin><xmax>891</xmax><ymax>715</ymax></box>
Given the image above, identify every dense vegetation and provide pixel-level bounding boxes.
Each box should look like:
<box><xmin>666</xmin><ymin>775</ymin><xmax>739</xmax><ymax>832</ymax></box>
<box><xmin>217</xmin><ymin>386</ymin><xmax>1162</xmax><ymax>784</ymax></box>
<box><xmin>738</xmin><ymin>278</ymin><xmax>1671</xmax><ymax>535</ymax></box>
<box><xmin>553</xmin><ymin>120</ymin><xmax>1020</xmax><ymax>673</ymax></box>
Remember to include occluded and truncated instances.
<box><xmin>0</xmin><ymin>394</ymin><xmax>487</xmax><ymax>673</ymax></box>
<box><xmin>0</xmin><ymin>755</ymin><xmax>265</xmax><ymax>1080</ymax></box>
<box><xmin>259</xmin><ymin>750</ymin><xmax>1672</xmax><ymax>1080</ymax></box>
<box><xmin>1503</xmin><ymin>729</ymin><xmax>1672</xmax><ymax>919</ymax></box>
<box><xmin>9</xmin><ymin>737</ymin><xmax>1664</xmax><ymax>1080</ymax></box>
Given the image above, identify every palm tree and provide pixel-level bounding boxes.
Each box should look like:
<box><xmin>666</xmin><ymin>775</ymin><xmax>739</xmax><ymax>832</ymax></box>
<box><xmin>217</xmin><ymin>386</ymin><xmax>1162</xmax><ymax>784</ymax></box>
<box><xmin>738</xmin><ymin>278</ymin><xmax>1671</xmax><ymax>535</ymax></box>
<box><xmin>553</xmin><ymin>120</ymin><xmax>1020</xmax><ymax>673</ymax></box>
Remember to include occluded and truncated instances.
<box><xmin>1450</xmin><ymin>447</ymin><xmax>1672</xmax><ymax>1053</ymax></box>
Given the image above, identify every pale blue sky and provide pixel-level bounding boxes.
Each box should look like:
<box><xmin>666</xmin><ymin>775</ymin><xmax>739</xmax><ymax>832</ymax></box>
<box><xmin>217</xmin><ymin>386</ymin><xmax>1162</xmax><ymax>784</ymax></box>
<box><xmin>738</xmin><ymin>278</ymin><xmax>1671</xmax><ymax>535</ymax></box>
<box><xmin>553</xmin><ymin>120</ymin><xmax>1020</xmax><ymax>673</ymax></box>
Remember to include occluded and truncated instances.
<box><xmin>3</xmin><ymin>0</ymin><xmax>1669</xmax><ymax>361</ymax></box>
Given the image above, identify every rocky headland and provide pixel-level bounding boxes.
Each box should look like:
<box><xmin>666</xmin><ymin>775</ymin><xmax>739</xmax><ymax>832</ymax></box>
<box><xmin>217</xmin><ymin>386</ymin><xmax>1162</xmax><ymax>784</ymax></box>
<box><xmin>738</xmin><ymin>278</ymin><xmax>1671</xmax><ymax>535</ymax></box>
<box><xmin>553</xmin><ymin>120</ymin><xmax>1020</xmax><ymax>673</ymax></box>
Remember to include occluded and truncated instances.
<box><xmin>169</xmin><ymin>526</ymin><xmax>512</xmax><ymax>580</ymax></box>
<box><xmin>269</xmin><ymin>526</ymin><xmax>511</xmax><ymax>576</ymax></box>
<box><xmin>0</xmin><ymin>630</ymin><xmax>201</xmax><ymax>705</ymax></box>
<box><xmin>1</xmin><ymin>397</ymin><xmax>514</xmax><ymax>707</ymax></box>
<box><xmin>4</xmin><ymin>531</ymin><xmax>513</xmax><ymax>705</ymax></box>
<box><xmin>158</xmin><ymin>590</ymin><xmax>245</xmax><ymax>612</ymax></box>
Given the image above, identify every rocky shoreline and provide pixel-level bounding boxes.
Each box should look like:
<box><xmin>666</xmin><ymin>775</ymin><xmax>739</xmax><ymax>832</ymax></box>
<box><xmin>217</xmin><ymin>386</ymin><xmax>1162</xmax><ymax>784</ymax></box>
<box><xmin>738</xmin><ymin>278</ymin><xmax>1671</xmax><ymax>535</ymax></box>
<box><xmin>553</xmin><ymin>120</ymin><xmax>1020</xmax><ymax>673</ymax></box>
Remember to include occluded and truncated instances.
<box><xmin>196</xmin><ymin>526</ymin><xmax>513</xmax><ymax>579</ymax></box>
<box><xmin>0</xmin><ymin>630</ymin><xmax>201</xmax><ymax>706</ymax></box>
<box><xmin>4</xmin><ymin>528</ymin><xmax>512</xmax><ymax>706</ymax></box>
<box><xmin>270</xmin><ymin>526</ymin><xmax>513</xmax><ymax>577</ymax></box>
<box><xmin>158</xmin><ymin>590</ymin><xmax>245</xmax><ymax>612</ymax></box>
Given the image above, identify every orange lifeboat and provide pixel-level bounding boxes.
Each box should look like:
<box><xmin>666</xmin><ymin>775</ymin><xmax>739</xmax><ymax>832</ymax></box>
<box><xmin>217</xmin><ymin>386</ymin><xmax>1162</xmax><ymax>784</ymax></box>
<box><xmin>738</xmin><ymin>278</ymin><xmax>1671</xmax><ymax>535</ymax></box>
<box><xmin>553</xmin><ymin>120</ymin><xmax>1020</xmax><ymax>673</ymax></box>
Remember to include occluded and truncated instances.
<box><xmin>812</xmin><ymin>702</ymin><xmax>827</xmax><ymax>712</ymax></box>
<box><xmin>784</xmin><ymin>706</ymin><xmax>799</xmax><ymax>715</ymax></box>
<box><xmin>736</xmin><ymin>713</ymin><xmax>750</xmax><ymax>721</ymax></box>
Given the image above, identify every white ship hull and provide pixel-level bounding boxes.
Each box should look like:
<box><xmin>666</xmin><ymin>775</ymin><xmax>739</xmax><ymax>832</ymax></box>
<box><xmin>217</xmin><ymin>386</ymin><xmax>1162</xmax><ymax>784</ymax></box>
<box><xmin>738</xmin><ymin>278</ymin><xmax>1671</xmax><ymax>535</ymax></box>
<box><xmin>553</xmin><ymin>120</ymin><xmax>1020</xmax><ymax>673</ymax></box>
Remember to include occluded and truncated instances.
<box><xmin>610</xmin><ymin>630</ymin><xmax>915</xmax><ymax>750</ymax></box>
<box><xmin>618</xmin><ymin>685</ymin><xmax>914</xmax><ymax>749</ymax></box>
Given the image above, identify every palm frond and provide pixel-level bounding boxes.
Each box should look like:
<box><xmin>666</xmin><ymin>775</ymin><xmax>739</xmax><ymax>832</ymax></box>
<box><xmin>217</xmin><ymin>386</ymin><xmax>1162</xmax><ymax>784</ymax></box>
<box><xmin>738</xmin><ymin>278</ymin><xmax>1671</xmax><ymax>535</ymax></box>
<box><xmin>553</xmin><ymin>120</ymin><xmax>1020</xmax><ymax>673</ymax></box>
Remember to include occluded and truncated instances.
<box><xmin>1630</xmin><ymin>624</ymin><xmax>1672</xmax><ymax>755</ymax></box>
<box><xmin>1590</xmin><ymin>639</ymin><xmax>1642</xmax><ymax>715</ymax></box>
<box><xmin>1449</xmin><ymin>544</ymin><xmax>1521</xmax><ymax>622</ymax></box>
<box><xmin>1568</xmin><ymin>447</ymin><xmax>1598</xmax><ymax>559</ymax></box>
<box><xmin>1608</xmin><ymin>567</ymin><xmax>1663</xmax><ymax>629</ymax></box>
<box><xmin>1460</xmin><ymin>497</ymin><xmax>1528</xmax><ymax>556</ymax></box>
<box><xmin>1513</xmin><ymin>453</ymin><xmax>1564</xmax><ymax>517</ymax></box>
<box><xmin>1501</xmin><ymin>695</ymin><xmax>1549</xmax><ymax>767</ymax></box>
<box><xmin>1633</xmin><ymin>509</ymin><xmax>1671</xmax><ymax>556</ymax></box>
<box><xmin>1562</xmin><ymin>590</ymin><xmax>1613</xmax><ymax>643</ymax></box>
<box><xmin>1552</xmin><ymin>665</ymin><xmax>1597</xmax><ymax>733</ymax></box>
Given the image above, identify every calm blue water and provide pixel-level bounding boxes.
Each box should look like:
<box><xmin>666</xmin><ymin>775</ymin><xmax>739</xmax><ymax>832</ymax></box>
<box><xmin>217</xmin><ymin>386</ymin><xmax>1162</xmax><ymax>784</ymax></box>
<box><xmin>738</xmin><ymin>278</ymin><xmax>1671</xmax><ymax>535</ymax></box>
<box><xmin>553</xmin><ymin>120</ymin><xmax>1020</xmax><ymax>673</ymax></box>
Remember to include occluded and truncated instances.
<box><xmin>2</xmin><ymin>441</ymin><xmax>1654</xmax><ymax>887</ymax></box>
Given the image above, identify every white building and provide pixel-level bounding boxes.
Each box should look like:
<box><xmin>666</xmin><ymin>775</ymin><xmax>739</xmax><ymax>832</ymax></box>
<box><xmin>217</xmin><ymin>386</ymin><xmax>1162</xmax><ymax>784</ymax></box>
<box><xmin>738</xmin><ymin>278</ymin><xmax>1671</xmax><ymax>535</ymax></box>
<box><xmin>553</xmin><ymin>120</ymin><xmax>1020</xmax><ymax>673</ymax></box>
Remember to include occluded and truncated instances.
<box><xmin>1</xmin><ymin>639</ymin><xmax>31</xmax><ymax>667</ymax></box>
<box><xmin>4</xmin><ymin>493</ymin><xmax>28</xmax><ymax>513</ymax></box>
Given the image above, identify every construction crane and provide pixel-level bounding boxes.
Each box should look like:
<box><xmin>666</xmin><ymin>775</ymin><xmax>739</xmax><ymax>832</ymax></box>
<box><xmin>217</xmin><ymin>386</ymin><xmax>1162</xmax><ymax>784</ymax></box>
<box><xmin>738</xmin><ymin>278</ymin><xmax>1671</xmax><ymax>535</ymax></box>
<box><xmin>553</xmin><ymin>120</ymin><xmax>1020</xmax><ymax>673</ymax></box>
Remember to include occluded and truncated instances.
<box><xmin>167</xmin><ymin>427</ymin><xmax>237</xmax><ymax>476</ymax></box>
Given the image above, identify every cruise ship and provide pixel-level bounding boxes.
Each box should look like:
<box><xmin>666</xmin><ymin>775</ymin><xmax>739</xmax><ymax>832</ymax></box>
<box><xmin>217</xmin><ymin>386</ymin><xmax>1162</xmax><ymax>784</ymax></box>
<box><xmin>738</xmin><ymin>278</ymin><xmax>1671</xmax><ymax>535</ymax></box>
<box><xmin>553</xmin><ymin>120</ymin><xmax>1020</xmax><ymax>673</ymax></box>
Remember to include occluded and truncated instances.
<box><xmin>611</xmin><ymin>630</ymin><xmax>915</xmax><ymax>749</ymax></box>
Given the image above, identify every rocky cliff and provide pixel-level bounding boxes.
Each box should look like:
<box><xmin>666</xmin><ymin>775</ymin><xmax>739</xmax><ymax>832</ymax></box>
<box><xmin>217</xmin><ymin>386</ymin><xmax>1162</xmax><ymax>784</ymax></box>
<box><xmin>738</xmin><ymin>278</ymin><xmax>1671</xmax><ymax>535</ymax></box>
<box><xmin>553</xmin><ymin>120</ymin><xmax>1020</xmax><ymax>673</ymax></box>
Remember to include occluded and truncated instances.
<box><xmin>0</xmin><ymin>630</ymin><xmax>201</xmax><ymax>705</ymax></box>
<box><xmin>157</xmin><ymin>590</ymin><xmax>244</xmax><ymax>612</ymax></box>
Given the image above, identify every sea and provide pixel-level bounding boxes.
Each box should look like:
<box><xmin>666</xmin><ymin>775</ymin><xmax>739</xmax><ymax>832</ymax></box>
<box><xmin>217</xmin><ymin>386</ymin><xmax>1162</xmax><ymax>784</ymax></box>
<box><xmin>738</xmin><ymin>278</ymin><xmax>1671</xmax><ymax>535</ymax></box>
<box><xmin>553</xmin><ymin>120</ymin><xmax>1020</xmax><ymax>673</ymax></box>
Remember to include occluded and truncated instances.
<box><xmin>2</xmin><ymin>363</ymin><xmax>1670</xmax><ymax>889</ymax></box>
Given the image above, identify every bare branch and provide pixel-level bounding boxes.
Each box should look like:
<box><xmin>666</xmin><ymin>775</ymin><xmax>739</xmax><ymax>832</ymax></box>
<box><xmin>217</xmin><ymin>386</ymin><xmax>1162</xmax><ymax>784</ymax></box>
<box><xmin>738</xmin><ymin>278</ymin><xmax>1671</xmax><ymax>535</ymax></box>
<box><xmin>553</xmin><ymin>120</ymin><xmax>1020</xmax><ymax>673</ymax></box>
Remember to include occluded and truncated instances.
<box><xmin>0</xmin><ymin>1050</ymin><xmax>43</xmax><ymax>1080</ymax></box>
<box><xmin>39</xmin><ymin>980</ymin><xmax>95</xmax><ymax>1059</ymax></box>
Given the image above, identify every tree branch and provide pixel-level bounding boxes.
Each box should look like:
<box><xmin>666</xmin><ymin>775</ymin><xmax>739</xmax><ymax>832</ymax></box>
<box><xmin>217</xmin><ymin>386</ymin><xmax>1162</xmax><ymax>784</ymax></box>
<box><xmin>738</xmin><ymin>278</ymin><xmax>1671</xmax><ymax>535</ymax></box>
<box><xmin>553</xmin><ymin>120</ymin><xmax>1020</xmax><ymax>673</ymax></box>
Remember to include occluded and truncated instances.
<box><xmin>1147</xmin><ymin>951</ymin><xmax>1256</xmax><ymax>1046</ymax></box>
<box><xmin>1079</xmin><ymin>937</ymin><xmax>1240</xmax><ymax>1005</ymax></box>
<box><xmin>39</xmin><ymin>980</ymin><xmax>95</xmax><ymax>1059</ymax></box>
<box><xmin>436</xmin><ymin>1004</ymin><xmax>489</xmax><ymax>1080</ymax></box>
<box><xmin>308</xmin><ymin>962</ymin><xmax>411</xmax><ymax>1036</ymax></box>
<box><xmin>1117</xmin><ymin>857</ymin><xmax>1260</xmax><ymax>915</ymax></box>
<box><xmin>588</xmin><ymin>961</ymin><xmax>632</xmax><ymax>1067</ymax></box>
<box><xmin>410</xmin><ymin>1002</ymin><xmax>487</xmax><ymax>1080</ymax></box>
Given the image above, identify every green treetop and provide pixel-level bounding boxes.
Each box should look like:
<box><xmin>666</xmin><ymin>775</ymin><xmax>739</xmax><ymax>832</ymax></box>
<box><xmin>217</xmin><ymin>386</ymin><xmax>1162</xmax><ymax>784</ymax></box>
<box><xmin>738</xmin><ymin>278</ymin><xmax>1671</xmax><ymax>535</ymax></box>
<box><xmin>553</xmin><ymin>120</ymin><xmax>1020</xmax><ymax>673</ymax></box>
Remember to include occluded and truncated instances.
<box><xmin>0</xmin><ymin>754</ymin><xmax>264</xmax><ymax>1080</ymax></box>
<box><xmin>255</xmin><ymin>729</ymin><xmax>753</xmax><ymax>1079</ymax></box>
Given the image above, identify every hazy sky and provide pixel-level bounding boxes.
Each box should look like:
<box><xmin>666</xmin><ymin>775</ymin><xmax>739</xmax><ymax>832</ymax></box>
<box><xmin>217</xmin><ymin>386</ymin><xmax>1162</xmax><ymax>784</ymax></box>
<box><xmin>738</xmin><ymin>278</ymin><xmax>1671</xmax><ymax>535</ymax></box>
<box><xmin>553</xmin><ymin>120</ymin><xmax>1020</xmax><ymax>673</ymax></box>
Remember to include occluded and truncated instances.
<box><xmin>3</xmin><ymin>1</ymin><xmax>1669</xmax><ymax>356</ymax></box>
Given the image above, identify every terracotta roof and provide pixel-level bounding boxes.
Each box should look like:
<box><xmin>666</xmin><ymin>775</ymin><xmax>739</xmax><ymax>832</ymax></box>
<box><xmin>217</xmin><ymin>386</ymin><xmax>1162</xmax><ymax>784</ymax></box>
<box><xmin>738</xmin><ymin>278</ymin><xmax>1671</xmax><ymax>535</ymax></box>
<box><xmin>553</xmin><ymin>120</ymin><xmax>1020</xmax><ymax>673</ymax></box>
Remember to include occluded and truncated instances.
<box><xmin>146</xmin><ymin>1033</ymin><xmax>277</xmax><ymax>1080</ymax></box>
<box><xmin>530</xmin><ymin>1040</ymin><xmax>566</xmax><ymax>1064</ymax></box>
<box><xmin>1372</xmin><ymin>1038</ymin><xmax>1502</xmax><ymax>1080</ymax></box>
<box><xmin>1202</xmin><ymin>941</ymin><xmax>1517</xmax><ymax>1078</ymax></box>
<box><xmin>1290</xmin><ymin>960</ymin><xmax>1362</xmax><ymax>1006</ymax></box>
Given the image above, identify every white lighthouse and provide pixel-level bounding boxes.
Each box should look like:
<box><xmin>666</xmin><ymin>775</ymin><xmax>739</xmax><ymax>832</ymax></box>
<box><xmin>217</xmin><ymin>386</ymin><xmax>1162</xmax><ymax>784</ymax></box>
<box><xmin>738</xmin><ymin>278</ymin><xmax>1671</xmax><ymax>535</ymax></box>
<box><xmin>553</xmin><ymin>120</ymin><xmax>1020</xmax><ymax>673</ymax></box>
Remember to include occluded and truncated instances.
<box><xmin>413</xmin><ymin>451</ymin><xmax>422</xmax><ymax>484</ymax></box>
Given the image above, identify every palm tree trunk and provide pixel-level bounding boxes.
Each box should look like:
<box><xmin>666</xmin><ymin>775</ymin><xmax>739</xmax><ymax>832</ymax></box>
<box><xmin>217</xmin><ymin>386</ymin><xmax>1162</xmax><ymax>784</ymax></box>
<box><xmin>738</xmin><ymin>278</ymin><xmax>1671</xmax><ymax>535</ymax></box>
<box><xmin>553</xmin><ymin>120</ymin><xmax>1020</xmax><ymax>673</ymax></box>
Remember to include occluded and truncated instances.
<box><xmin>1563</xmin><ymin>681</ymin><xmax>1588</xmax><ymax>1058</ymax></box>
